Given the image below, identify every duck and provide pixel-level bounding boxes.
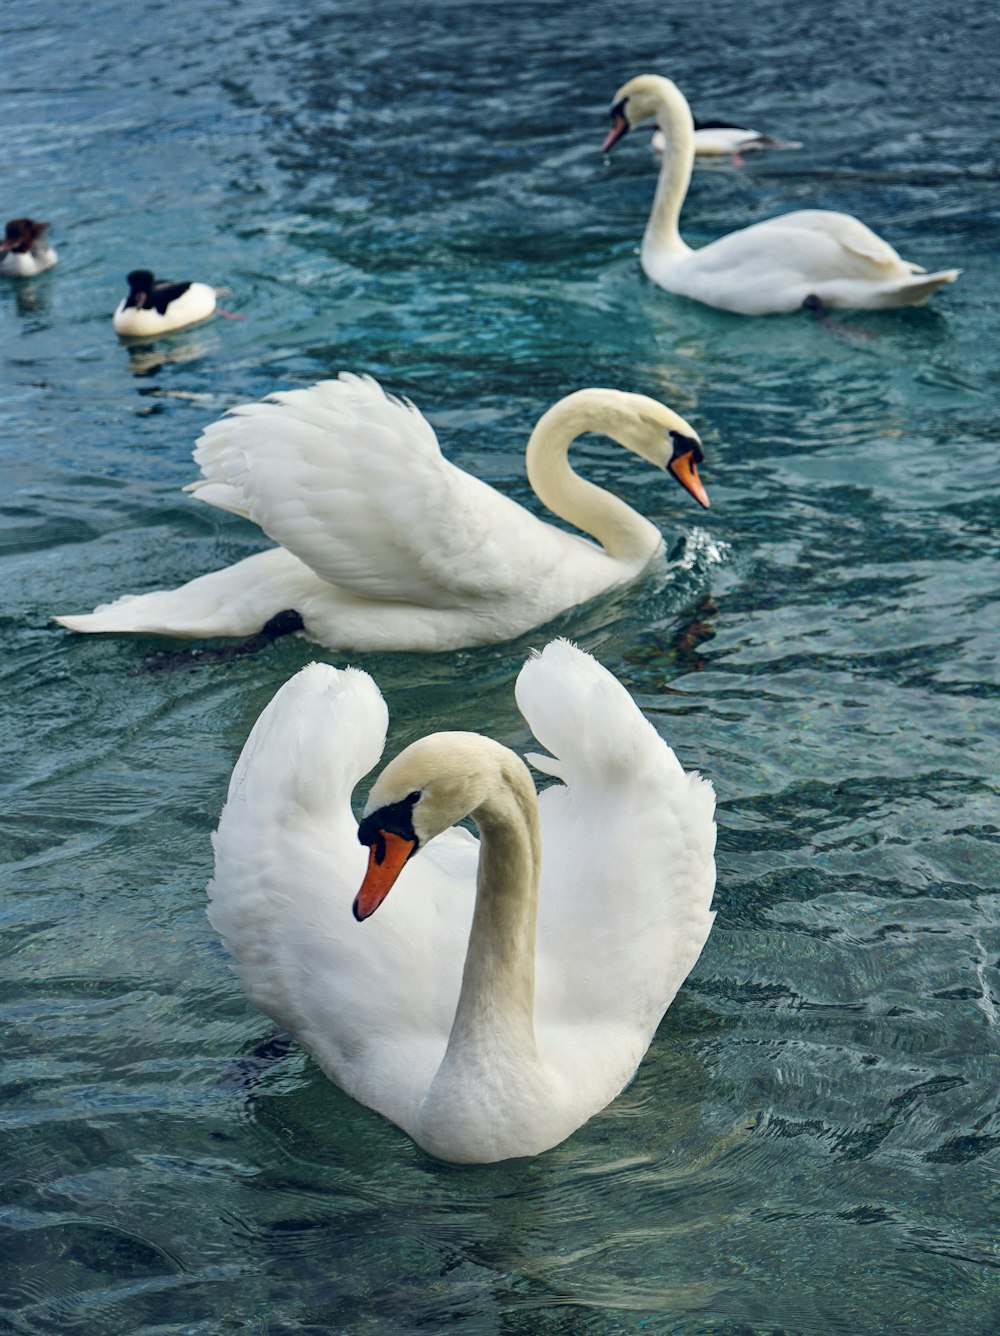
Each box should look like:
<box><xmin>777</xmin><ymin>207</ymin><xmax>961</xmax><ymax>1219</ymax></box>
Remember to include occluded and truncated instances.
<box><xmin>112</xmin><ymin>268</ymin><xmax>217</xmax><ymax>337</ymax></box>
<box><xmin>207</xmin><ymin>638</ymin><xmax>717</xmax><ymax>1162</ymax></box>
<box><xmin>653</xmin><ymin>118</ymin><xmax>803</xmax><ymax>165</ymax></box>
<box><xmin>0</xmin><ymin>218</ymin><xmax>57</xmax><ymax>277</ymax></box>
<box><xmin>54</xmin><ymin>373</ymin><xmax>710</xmax><ymax>652</ymax></box>
<box><xmin>605</xmin><ymin>75</ymin><xmax>959</xmax><ymax>315</ymax></box>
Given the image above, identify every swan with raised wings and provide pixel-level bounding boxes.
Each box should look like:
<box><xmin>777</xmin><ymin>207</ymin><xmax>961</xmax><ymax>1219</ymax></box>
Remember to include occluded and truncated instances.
<box><xmin>54</xmin><ymin>374</ymin><xmax>710</xmax><ymax>652</ymax></box>
<box><xmin>605</xmin><ymin>75</ymin><xmax>958</xmax><ymax>314</ymax></box>
<box><xmin>207</xmin><ymin>639</ymin><xmax>717</xmax><ymax>1162</ymax></box>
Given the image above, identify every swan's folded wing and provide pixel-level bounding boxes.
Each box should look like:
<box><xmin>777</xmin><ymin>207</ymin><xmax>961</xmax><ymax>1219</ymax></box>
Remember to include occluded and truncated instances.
<box><xmin>187</xmin><ymin>373</ymin><xmax>549</xmax><ymax>609</ymax></box>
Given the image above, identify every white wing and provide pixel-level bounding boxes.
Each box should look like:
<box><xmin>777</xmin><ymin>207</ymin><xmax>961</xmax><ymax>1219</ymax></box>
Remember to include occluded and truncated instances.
<box><xmin>516</xmin><ymin>640</ymin><xmax>717</xmax><ymax>1052</ymax></box>
<box><xmin>206</xmin><ymin>662</ymin><xmax>477</xmax><ymax>1127</ymax></box>
<box><xmin>187</xmin><ymin>373</ymin><xmax>565</xmax><ymax>610</ymax></box>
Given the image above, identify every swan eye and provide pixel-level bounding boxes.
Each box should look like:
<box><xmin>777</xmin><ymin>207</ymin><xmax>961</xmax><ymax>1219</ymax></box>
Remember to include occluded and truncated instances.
<box><xmin>670</xmin><ymin>431</ymin><xmax>704</xmax><ymax>465</ymax></box>
<box><xmin>357</xmin><ymin>789</ymin><xmax>422</xmax><ymax>852</ymax></box>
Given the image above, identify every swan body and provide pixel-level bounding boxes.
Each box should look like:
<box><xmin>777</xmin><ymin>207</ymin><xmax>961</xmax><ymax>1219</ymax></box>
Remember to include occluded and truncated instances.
<box><xmin>653</xmin><ymin>120</ymin><xmax>803</xmax><ymax>161</ymax></box>
<box><xmin>606</xmin><ymin>75</ymin><xmax>959</xmax><ymax>315</ymax></box>
<box><xmin>1</xmin><ymin>218</ymin><xmax>57</xmax><ymax>277</ymax></box>
<box><xmin>54</xmin><ymin>374</ymin><xmax>710</xmax><ymax>651</ymax></box>
<box><xmin>207</xmin><ymin>639</ymin><xmax>717</xmax><ymax>1162</ymax></box>
<box><xmin>112</xmin><ymin>269</ymin><xmax>217</xmax><ymax>337</ymax></box>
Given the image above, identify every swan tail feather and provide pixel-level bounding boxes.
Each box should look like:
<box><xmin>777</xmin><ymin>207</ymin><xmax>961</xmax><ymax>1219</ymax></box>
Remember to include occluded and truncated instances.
<box><xmin>885</xmin><ymin>268</ymin><xmax>960</xmax><ymax>306</ymax></box>
<box><xmin>53</xmin><ymin>548</ymin><xmax>324</xmax><ymax>639</ymax></box>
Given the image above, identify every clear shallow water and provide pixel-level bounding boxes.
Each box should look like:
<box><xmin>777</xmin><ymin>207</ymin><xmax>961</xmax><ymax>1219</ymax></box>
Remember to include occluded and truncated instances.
<box><xmin>2</xmin><ymin>0</ymin><xmax>998</xmax><ymax>1331</ymax></box>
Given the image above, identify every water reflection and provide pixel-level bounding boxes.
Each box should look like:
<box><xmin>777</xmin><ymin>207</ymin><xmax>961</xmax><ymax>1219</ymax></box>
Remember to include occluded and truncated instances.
<box><xmin>124</xmin><ymin>332</ymin><xmax>219</xmax><ymax>377</ymax></box>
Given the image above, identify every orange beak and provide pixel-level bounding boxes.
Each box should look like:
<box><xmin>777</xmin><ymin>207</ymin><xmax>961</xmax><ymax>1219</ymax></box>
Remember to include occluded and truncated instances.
<box><xmin>602</xmin><ymin>111</ymin><xmax>630</xmax><ymax>153</ymax></box>
<box><xmin>353</xmin><ymin>830</ymin><xmax>417</xmax><ymax>921</ymax></box>
<box><xmin>669</xmin><ymin>453</ymin><xmax>710</xmax><ymax>509</ymax></box>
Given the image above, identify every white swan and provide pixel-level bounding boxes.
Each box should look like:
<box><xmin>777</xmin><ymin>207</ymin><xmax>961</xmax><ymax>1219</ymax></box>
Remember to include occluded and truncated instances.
<box><xmin>1</xmin><ymin>218</ymin><xmax>57</xmax><ymax>277</ymax></box>
<box><xmin>653</xmin><ymin>119</ymin><xmax>803</xmax><ymax>164</ymax></box>
<box><xmin>54</xmin><ymin>373</ymin><xmax>710</xmax><ymax>652</ymax></box>
<box><xmin>605</xmin><ymin>75</ymin><xmax>959</xmax><ymax>315</ymax></box>
<box><xmin>112</xmin><ymin>269</ymin><xmax>217</xmax><ymax>337</ymax></box>
<box><xmin>207</xmin><ymin>639</ymin><xmax>717</xmax><ymax>1162</ymax></box>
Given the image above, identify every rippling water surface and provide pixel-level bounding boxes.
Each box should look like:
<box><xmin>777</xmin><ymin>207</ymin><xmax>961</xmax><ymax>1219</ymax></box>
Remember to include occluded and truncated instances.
<box><xmin>2</xmin><ymin>0</ymin><xmax>998</xmax><ymax>1331</ymax></box>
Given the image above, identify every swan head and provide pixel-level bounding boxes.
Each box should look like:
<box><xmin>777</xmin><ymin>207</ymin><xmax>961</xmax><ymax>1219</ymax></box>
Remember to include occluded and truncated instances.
<box><xmin>353</xmin><ymin>732</ymin><xmax>519</xmax><ymax>921</ymax></box>
<box><xmin>560</xmin><ymin>388</ymin><xmax>709</xmax><ymax>509</ymax></box>
<box><xmin>1</xmin><ymin>217</ymin><xmax>50</xmax><ymax>255</ymax></box>
<box><xmin>602</xmin><ymin>75</ymin><xmax>690</xmax><ymax>152</ymax></box>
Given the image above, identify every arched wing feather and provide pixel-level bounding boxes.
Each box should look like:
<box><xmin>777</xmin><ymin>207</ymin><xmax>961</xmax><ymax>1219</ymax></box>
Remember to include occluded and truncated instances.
<box><xmin>187</xmin><ymin>374</ymin><xmax>557</xmax><ymax>609</ymax></box>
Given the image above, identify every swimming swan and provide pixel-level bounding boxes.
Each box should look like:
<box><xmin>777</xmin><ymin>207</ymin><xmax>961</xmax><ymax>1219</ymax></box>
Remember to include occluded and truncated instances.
<box><xmin>1</xmin><ymin>218</ymin><xmax>57</xmax><ymax>277</ymax></box>
<box><xmin>207</xmin><ymin>639</ymin><xmax>717</xmax><ymax>1162</ymax></box>
<box><xmin>54</xmin><ymin>373</ymin><xmax>710</xmax><ymax>652</ymax></box>
<box><xmin>605</xmin><ymin>75</ymin><xmax>959</xmax><ymax>315</ymax></box>
<box><xmin>112</xmin><ymin>269</ymin><xmax>217</xmax><ymax>337</ymax></box>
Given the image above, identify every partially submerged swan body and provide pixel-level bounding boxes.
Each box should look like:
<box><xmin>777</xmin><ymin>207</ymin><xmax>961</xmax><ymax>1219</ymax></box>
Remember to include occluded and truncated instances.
<box><xmin>1</xmin><ymin>218</ymin><xmax>57</xmax><ymax>277</ymax></box>
<box><xmin>207</xmin><ymin>639</ymin><xmax>717</xmax><ymax>1162</ymax></box>
<box><xmin>654</xmin><ymin>119</ymin><xmax>803</xmax><ymax>162</ymax></box>
<box><xmin>606</xmin><ymin>75</ymin><xmax>959</xmax><ymax>315</ymax></box>
<box><xmin>112</xmin><ymin>269</ymin><xmax>217</xmax><ymax>337</ymax></box>
<box><xmin>54</xmin><ymin>373</ymin><xmax>710</xmax><ymax>652</ymax></box>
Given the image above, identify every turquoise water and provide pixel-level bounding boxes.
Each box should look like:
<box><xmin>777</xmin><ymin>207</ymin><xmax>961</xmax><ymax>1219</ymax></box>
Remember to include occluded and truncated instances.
<box><xmin>2</xmin><ymin>0</ymin><xmax>998</xmax><ymax>1331</ymax></box>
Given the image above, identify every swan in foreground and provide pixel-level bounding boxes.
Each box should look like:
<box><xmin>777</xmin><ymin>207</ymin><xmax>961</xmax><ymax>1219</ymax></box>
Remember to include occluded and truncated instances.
<box><xmin>112</xmin><ymin>269</ymin><xmax>217</xmax><ymax>337</ymax></box>
<box><xmin>54</xmin><ymin>373</ymin><xmax>710</xmax><ymax>652</ymax></box>
<box><xmin>1</xmin><ymin>218</ymin><xmax>57</xmax><ymax>277</ymax></box>
<box><xmin>207</xmin><ymin>639</ymin><xmax>717</xmax><ymax>1162</ymax></box>
<box><xmin>653</xmin><ymin>119</ymin><xmax>802</xmax><ymax>165</ymax></box>
<box><xmin>606</xmin><ymin>75</ymin><xmax>959</xmax><ymax>314</ymax></box>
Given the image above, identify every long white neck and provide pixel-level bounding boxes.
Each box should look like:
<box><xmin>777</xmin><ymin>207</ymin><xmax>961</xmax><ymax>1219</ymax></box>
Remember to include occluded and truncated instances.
<box><xmin>444</xmin><ymin>753</ymin><xmax>541</xmax><ymax>1063</ymax></box>
<box><xmin>642</xmin><ymin>83</ymin><xmax>695</xmax><ymax>262</ymax></box>
<box><xmin>525</xmin><ymin>390</ymin><xmax>663</xmax><ymax>565</ymax></box>
<box><xmin>414</xmin><ymin>749</ymin><xmax>554</xmax><ymax>1159</ymax></box>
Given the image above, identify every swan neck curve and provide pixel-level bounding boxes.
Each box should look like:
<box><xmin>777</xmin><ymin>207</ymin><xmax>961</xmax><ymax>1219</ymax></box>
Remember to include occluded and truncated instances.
<box><xmin>525</xmin><ymin>391</ymin><xmax>662</xmax><ymax>564</ymax></box>
<box><xmin>644</xmin><ymin>85</ymin><xmax>695</xmax><ymax>261</ymax></box>
<box><xmin>445</xmin><ymin>755</ymin><xmax>542</xmax><ymax>1059</ymax></box>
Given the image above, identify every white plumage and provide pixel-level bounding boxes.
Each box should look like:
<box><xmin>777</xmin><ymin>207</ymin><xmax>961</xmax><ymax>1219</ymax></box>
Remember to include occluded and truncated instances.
<box><xmin>653</xmin><ymin>120</ymin><xmax>802</xmax><ymax>161</ymax></box>
<box><xmin>54</xmin><ymin>373</ymin><xmax>710</xmax><ymax>651</ymax></box>
<box><xmin>112</xmin><ymin>269</ymin><xmax>217</xmax><ymax>337</ymax></box>
<box><xmin>606</xmin><ymin>75</ymin><xmax>959</xmax><ymax>315</ymax></box>
<box><xmin>1</xmin><ymin>218</ymin><xmax>57</xmax><ymax>277</ymax></box>
<box><xmin>207</xmin><ymin>640</ymin><xmax>717</xmax><ymax>1162</ymax></box>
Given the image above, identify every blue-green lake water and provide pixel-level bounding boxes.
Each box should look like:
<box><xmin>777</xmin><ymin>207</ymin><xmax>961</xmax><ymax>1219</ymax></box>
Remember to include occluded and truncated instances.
<box><xmin>2</xmin><ymin>0</ymin><xmax>998</xmax><ymax>1331</ymax></box>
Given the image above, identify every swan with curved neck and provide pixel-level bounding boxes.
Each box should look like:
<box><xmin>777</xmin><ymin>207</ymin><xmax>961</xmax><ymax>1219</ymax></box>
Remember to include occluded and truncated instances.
<box><xmin>54</xmin><ymin>374</ymin><xmax>710</xmax><ymax>652</ymax></box>
<box><xmin>356</xmin><ymin>733</ymin><xmax>560</xmax><ymax>1159</ymax></box>
<box><xmin>604</xmin><ymin>75</ymin><xmax>959</xmax><ymax>315</ymax></box>
<box><xmin>207</xmin><ymin>640</ymin><xmax>717</xmax><ymax>1162</ymax></box>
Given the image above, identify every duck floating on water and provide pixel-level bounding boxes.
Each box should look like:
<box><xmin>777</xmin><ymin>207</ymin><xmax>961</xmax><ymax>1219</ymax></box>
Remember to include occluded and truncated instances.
<box><xmin>653</xmin><ymin>118</ymin><xmax>803</xmax><ymax>166</ymax></box>
<box><xmin>1</xmin><ymin>218</ymin><xmax>57</xmax><ymax>277</ymax></box>
<box><xmin>112</xmin><ymin>269</ymin><xmax>218</xmax><ymax>337</ymax></box>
